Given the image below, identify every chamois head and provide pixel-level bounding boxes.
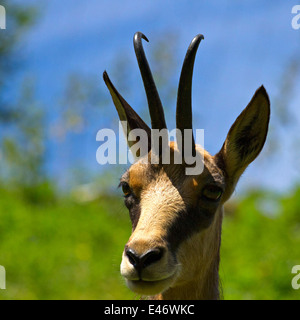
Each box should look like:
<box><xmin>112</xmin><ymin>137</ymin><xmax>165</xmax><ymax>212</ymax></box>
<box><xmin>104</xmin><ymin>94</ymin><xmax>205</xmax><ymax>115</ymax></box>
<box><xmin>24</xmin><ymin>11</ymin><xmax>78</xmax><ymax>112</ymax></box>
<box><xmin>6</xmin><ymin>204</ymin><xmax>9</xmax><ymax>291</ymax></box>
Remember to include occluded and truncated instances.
<box><xmin>103</xmin><ymin>32</ymin><xmax>270</xmax><ymax>299</ymax></box>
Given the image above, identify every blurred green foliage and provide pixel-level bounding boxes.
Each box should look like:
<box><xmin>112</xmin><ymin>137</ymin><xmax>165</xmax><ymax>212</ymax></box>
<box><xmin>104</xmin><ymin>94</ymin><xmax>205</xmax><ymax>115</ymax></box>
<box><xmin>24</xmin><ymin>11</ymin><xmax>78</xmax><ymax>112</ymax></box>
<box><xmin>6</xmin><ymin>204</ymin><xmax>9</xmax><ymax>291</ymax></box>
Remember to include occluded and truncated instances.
<box><xmin>0</xmin><ymin>186</ymin><xmax>135</xmax><ymax>300</ymax></box>
<box><xmin>221</xmin><ymin>188</ymin><xmax>300</xmax><ymax>300</ymax></box>
<box><xmin>0</xmin><ymin>185</ymin><xmax>299</xmax><ymax>300</ymax></box>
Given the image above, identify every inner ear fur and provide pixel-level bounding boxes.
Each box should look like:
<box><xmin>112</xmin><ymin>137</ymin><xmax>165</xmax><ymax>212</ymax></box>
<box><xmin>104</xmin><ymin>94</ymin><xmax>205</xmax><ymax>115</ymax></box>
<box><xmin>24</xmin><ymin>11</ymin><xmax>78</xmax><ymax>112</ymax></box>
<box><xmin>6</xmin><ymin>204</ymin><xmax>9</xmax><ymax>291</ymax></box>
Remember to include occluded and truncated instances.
<box><xmin>215</xmin><ymin>85</ymin><xmax>270</xmax><ymax>196</ymax></box>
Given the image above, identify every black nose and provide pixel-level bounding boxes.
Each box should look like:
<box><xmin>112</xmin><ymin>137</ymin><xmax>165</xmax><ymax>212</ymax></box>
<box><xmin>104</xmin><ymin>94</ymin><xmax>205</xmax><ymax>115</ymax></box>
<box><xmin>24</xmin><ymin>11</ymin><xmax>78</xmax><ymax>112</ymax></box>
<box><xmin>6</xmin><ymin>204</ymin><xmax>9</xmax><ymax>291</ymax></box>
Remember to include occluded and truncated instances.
<box><xmin>125</xmin><ymin>247</ymin><xmax>164</xmax><ymax>272</ymax></box>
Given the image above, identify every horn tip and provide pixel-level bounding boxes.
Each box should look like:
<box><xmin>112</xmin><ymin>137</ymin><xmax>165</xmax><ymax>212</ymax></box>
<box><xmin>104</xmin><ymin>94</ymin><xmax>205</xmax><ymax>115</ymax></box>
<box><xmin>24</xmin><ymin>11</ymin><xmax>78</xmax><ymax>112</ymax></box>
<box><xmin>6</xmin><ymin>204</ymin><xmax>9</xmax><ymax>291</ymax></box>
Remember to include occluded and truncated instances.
<box><xmin>134</xmin><ymin>31</ymin><xmax>149</xmax><ymax>43</ymax></box>
<box><xmin>194</xmin><ymin>34</ymin><xmax>204</xmax><ymax>44</ymax></box>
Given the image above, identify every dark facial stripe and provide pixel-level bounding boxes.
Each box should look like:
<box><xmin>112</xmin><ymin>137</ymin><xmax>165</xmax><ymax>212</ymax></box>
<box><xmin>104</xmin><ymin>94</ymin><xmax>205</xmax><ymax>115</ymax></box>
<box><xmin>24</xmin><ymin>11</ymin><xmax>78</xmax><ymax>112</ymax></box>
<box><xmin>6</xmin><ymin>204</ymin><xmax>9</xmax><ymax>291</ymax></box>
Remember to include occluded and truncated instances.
<box><xmin>125</xmin><ymin>196</ymin><xmax>141</xmax><ymax>231</ymax></box>
<box><xmin>165</xmin><ymin>201</ymin><xmax>219</xmax><ymax>253</ymax></box>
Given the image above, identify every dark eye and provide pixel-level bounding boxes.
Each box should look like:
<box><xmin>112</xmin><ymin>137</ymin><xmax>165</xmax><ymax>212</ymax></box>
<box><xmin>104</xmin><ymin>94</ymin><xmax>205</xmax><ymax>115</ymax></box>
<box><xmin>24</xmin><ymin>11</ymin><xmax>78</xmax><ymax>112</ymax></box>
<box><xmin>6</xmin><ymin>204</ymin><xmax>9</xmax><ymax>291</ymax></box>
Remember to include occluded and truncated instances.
<box><xmin>121</xmin><ymin>182</ymin><xmax>131</xmax><ymax>197</ymax></box>
<box><xmin>202</xmin><ymin>185</ymin><xmax>223</xmax><ymax>201</ymax></box>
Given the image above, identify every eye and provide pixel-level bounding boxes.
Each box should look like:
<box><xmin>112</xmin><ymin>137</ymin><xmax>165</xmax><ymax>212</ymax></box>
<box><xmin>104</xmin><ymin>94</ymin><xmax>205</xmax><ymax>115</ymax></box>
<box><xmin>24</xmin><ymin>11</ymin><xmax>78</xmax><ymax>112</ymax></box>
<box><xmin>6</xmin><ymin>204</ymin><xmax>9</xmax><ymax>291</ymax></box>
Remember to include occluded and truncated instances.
<box><xmin>202</xmin><ymin>185</ymin><xmax>223</xmax><ymax>201</ymax></box>
<box><xmin>121</xmin><ymin>182</ymin><xmax>132</xmax><ymax>197</ymax></box>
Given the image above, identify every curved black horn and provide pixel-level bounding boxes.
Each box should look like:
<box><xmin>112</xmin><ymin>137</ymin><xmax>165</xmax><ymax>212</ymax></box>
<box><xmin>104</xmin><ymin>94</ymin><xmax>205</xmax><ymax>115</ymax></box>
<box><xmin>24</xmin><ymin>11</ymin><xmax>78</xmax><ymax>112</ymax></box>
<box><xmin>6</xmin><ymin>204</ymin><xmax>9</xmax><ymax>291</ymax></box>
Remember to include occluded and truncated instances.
<box><xmin>133</xmin><ymin>32</ymin><xmax>167</xmax><ymax>130</ymax></box>
<box><xmin>176</xmin><ymin>34</ymin><xmax>204</xmax><ymax>157</ymax></box>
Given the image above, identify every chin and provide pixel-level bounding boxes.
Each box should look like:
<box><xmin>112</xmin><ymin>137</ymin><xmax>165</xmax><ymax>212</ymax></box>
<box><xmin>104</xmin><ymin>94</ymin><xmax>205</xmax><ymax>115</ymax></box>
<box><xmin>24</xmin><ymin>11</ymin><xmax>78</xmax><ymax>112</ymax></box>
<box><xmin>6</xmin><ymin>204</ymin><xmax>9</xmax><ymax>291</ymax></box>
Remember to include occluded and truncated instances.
<box><xmin>125</xmin><ymin>275</ymin><xmax>176</xmax><ymax>296</ymax></box>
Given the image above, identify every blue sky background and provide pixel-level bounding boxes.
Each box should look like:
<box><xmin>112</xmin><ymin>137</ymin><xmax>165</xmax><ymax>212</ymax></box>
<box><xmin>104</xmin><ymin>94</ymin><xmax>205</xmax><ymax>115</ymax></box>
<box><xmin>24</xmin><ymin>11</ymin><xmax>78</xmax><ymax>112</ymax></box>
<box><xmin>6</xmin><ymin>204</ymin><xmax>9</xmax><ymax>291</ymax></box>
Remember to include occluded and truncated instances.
<box><xmin>8</xmin><ymin>0</ymin><xmax>300</xmax><ymax>194</ymax></box>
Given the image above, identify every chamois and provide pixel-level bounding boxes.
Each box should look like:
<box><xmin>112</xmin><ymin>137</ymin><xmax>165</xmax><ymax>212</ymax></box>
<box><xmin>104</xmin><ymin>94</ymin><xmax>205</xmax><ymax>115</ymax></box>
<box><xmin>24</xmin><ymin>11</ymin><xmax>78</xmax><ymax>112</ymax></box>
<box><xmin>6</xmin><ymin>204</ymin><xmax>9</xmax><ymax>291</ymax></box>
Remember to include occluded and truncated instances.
<box><xmin>103</xmin><ymin>32</ymin><xmax>270</xmax><ymax>300</ymax></box>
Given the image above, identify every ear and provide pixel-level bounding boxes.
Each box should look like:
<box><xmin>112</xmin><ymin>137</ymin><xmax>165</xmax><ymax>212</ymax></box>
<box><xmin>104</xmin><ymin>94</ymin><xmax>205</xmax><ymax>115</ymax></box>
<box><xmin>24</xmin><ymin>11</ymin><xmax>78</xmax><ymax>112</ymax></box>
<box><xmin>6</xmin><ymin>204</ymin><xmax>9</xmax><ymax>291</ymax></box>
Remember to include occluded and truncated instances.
<box><xmin>215</xmin><ymin>86</ymin><xmax>270</xmax><ymax>198</ymax></box>
<box><xmin>103</xmin><ymin>71</ymin><xmax>151</xmax><ymax>151</ymax></box>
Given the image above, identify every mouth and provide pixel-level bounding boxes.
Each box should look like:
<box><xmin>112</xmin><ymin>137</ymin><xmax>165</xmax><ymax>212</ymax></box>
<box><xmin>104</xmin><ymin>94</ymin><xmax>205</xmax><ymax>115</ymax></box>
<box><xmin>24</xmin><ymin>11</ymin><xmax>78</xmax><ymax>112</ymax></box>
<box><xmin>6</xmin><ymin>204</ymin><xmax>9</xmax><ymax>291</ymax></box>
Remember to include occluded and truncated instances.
<box><xmin>125</xmin><ymin>275</ymin><xmax>176</xmax><ymax>296</ymax></box>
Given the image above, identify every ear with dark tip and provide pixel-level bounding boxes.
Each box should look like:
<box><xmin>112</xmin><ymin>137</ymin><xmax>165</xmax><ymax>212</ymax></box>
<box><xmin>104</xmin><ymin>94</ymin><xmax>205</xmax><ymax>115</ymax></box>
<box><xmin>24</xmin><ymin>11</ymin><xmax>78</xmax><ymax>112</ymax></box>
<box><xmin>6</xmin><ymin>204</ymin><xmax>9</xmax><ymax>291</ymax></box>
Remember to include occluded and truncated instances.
<box><xmin>215</xmin><ymin>85</ymin><xmax>270</xmax><ymax>198</ymax></box>
<box><xmin>103</xmin><ymin>71</ymin><xmax>151</xmax><ymax>151</ymax></box>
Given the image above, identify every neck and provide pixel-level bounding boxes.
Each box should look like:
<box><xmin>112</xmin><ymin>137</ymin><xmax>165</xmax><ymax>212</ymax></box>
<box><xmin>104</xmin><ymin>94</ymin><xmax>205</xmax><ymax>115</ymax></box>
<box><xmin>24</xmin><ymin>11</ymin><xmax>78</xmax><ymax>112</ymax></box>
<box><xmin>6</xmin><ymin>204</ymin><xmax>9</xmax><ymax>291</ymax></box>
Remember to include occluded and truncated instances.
<box><xmin>150</xmin><ymin>207</ymin><xmax>223</xmax><ymax>300</ymax></box>
<box><xmin>156</xmin><ymin>258</ymin><xmax>220</xmax><ymax>300</ymax></box>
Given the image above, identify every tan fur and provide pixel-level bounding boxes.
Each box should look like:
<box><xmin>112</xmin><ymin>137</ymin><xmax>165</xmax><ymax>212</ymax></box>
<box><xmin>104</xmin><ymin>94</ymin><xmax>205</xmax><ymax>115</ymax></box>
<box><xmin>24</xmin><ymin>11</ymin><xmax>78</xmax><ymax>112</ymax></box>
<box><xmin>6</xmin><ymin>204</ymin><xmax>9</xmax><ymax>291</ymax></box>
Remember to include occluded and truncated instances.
<box><xmin>156</xmin><ymin>207</ymin><xmax>223</xmax><ymax>300</ymax></box>
<box><xmin>120</xmin><ymin>144</ymin><xmax>226</xmax><ymax>299</ymax></box>
<box><xmin>118</xmin><ymin>86</ymin><xmax>269</xmax><ymax>299</ymax></box>
<box><xmin>104</xmin><ymin>47</ymin><xmax>270</xmax><ymax>299</ymax></box>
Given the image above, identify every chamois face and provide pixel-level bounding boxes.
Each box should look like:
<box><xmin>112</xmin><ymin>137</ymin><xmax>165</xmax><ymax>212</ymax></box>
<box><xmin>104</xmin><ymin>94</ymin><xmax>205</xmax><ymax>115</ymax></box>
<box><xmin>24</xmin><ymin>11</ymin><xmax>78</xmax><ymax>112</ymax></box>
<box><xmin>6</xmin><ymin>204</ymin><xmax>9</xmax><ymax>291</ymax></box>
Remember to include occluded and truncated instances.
<box><xmin>103</xmin><ymin>32</ymin><xmax>270</xmax><ymax>298</ymax></box>
<box><xmin>119</xmin><ymin>143</ymin><xmax>226</xmax><ymax>295</ymax></box>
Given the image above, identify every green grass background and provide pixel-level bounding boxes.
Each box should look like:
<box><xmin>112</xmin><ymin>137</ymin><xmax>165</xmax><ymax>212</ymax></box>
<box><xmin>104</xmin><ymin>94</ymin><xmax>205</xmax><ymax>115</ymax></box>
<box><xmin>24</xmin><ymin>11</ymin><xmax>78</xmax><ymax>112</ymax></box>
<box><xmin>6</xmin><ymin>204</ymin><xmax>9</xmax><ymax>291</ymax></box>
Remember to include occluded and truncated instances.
<box><xmin>0</xmin><ymin>186</ymin><xmax>300</xmax><ymax>300</ymax></box>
